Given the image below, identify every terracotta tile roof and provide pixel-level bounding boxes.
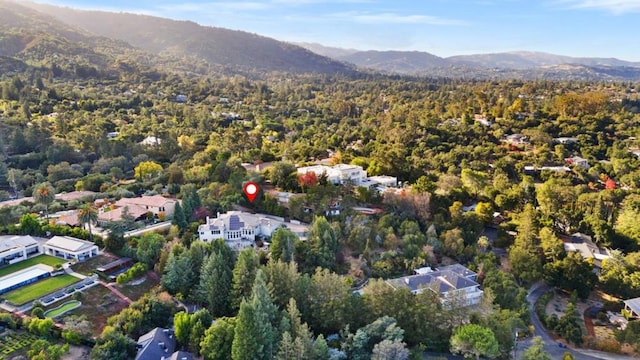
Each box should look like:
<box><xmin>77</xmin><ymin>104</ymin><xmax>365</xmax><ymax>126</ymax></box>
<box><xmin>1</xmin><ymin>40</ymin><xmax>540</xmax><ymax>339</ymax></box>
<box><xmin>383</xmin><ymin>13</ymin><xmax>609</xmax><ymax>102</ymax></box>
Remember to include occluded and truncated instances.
<box><xmin>115</xmin><ymin>195</ymin><xmax>175</xmax><ymax>208</ymax></box>
<box><xmin>98</xmin><ymin>204</ymin><xmax>148</xmax><ymax>222</ymax></box>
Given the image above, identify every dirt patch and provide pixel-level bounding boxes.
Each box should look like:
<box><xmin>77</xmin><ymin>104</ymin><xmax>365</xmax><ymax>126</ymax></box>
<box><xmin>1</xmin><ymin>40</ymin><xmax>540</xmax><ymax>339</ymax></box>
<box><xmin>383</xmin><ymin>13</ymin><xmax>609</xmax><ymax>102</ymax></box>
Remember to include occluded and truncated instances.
<box><xmin>584</xmin><ymin>309</ymin><xmax>596</xmax><ymax>336</ymax></box>
<box><xmin>64</xmin><ymin>284</ymin><xmax>128</xmax><ymax>336</ymax></box>
<box><xmin>545</xmin><ymin>293</ymin><xmax>603</xmax><ymax>323</ymax></box>
<box><xmin>62</xmin><ymin>344</ymin><xmax>91</xmax><ymax>360</ymax></box>
<box><xmin>71</xmin><ymin>254</ymin><xmax>118</xmax><ymax>276</ymax></box>
<box><xmin>116</xmin><ymin>272</ymin><xmax>160</xmax><ymax>302</ymax></box>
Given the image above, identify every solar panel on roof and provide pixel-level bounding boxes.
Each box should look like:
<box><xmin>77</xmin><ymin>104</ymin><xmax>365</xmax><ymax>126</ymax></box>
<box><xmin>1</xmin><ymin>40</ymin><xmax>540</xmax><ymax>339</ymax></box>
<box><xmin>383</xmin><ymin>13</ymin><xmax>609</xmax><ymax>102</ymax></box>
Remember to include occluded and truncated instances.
<box><xmin>228</xmin><ymin>215</ymin><xmax>245</xmax><ymax>231</ymax></box>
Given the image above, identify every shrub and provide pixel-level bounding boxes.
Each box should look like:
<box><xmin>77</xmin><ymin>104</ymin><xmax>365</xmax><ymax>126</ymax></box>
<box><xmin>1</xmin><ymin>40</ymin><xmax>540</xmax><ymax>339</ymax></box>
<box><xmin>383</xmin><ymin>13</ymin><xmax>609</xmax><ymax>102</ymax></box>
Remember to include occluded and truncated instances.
<box><xmin>116</xmin><ymin>262</ymin><xmax>147</xmax><ymax>284</ymax></box>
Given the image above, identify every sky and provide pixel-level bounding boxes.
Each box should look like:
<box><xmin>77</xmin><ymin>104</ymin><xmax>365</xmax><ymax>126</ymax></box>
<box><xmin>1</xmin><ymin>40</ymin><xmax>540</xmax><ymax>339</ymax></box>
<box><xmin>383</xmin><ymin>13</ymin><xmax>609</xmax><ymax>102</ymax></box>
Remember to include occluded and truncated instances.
<box><xmin>34</xmin><ymin>0</ymin><xmax>640</xmax><ymax>61</ymax></box>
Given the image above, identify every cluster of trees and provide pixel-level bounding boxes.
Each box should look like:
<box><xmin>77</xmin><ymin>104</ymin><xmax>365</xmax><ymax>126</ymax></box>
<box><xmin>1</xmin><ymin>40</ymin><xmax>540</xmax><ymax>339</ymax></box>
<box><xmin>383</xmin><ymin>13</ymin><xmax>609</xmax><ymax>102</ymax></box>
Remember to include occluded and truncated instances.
<box><xmin>0</xmin><ymin>307</ymin><xmax>73</xmax><ymax>360</ymax></box>
<box><xmin>3</xmin><ymin>43</ymin><xmax>640</xmax><ymax>358</ymax></box>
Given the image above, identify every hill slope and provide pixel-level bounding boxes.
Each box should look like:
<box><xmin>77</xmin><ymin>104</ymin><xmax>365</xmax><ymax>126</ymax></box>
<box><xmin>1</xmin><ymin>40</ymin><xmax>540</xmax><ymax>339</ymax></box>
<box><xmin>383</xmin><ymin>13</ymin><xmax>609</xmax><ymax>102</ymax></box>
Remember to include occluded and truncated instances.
<box><xmin>336</xmin><ymin>50</ymin><xmax>448</xmax><ymax>74</ymax></box>
<box><xmin>0</xmin><ymin>0</ymin><xmax>166</xmax><ymax>79</ymax></box>
<box><xmin>447</xmin><ymin>51</ymin><xmax>640</xmax><ymax>69</ymax></box>
<box><xmin>24</xmin><ymin>2</ymin><xmax>354</xmax><ymax>75</ymax></box>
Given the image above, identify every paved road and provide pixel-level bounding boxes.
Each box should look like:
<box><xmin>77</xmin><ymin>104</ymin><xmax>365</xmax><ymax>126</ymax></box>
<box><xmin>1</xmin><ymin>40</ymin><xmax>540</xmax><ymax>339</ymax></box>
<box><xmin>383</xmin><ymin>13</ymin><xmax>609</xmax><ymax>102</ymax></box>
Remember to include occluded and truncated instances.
<box><xmin>524</xmin><ymin>283</ymin><xmax>635</xmax><ymax>360</ymax></box>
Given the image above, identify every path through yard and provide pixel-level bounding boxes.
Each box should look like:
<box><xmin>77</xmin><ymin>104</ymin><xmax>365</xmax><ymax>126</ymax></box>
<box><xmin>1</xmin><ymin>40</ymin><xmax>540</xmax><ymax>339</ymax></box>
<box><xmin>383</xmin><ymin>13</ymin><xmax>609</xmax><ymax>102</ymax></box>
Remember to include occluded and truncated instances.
<box><xmin>584</xmin><ymin>309</ymin><xmax>596</xmax><ymax>337</ymax></box>
<box><xmin>98</xmin><ymin>281</ymin><xmax>132</xmax><ymax>304</ymax></box>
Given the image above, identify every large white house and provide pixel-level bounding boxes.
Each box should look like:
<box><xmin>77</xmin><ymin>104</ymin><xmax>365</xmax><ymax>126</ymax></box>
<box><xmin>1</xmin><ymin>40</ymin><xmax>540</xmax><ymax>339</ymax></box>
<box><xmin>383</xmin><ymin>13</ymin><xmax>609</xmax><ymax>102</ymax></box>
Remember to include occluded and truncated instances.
<box><xmin>0</xmin><ymin>235</ymin><xmax>41</xmax><ymax>265</ymax></box>
<box><xmin>43</xmin><ymin>236</ymin><xmax>99</xmax><ymax>262</ymax></box>
<box><xmin>386</xmin><ymin>264</ymin><xmax>483</xmax><ymax>307</ymax></box>
<box><xmin>297</xmin><ymin>164</ymin><xmax>397</xmax><ymax>190</ymax></box>
<box><xmin>198</xmin><ymin>211</ymin><xmax>308</xmax><ymax>250</ymax></box>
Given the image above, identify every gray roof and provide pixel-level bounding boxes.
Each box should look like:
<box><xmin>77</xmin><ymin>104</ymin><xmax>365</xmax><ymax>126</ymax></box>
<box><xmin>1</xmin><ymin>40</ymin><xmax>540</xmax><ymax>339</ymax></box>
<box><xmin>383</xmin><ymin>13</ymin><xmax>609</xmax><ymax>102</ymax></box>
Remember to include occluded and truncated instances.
<box><xmin>136</xmin><ymin>327</ymin><xmax>175</xmax><ymax>360</ymax></box>
<box><xmin>168</xmin><ymin>351</ymin><xmax>194</xmax><ymax>360</ymax></box>
<box><xmin>0</xmin><ymin>235</ymin><xmax>38</xmax><ymax>254</ymax></box>
<box><xmin>387</xmin><ymin>266</ymin><xmax>480</xmax><ymax>294</ymax></box>
<box><xmin>624</xmin><ymin>297</ymin><xmax>640</xmax><ymax>316</ymax></box>
<box><xmin>438</xmin><ymin>264</ymin><xmax>477</xmax><ymax>279</ymax></box>
<box><xmin>45</xmin><ymin>236</ymin><xmax>96</xmax><ymax>252</ymax></box>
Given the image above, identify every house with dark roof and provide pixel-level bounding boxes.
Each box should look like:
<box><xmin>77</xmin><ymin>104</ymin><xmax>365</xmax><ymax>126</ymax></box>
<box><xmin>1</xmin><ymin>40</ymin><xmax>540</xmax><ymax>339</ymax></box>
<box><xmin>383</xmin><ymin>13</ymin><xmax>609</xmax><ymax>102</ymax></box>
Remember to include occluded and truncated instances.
<box><xmin>167</xmin><ymin>351</ymin><xmax>193</xmax><ymax>360</ymax></box>
<box><xmin>386</xmin><ymin>264</ymin><xmax>483</xmax><ymax>307</ymax></box>
<box><xmin>135</xmin><ymin>328</ymin><xmax>194</xmax><ymax>360</ymax></box>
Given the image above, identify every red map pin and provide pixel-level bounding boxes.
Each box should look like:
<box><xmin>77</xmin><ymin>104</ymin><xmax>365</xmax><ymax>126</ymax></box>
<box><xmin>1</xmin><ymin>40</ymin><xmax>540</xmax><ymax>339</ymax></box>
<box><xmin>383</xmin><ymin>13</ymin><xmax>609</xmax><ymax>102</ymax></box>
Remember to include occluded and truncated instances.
<box><xmin>243</xmin><ymin>182</ymin><xmax>259</xmax><ymax>203</ymax></box>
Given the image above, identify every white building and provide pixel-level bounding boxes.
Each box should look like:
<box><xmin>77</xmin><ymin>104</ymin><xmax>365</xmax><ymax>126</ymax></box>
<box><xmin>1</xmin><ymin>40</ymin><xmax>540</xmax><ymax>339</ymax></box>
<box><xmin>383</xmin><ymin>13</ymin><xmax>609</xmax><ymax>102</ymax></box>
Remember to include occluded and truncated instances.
<box><xmin>43</xmin><ymin>236</ymin><xmax>99</xmax><ymax>262</ymax></box>
<box><xmin>198</xmin><ymin>211</ymin><xmax>308</xmax><ymax>250</ymax></box>
<box><xmin>296</xmin><ymin>164</ymin><xmax>397</xmax><ymax>190</ymax></box>
<box><xmin>553</xmin><ymin>137</ymin><xmax>578</xmax><ymax>144</ymax></box>
<box><xmin>386</xmin><ymin>264</ymin><xmax>483</xmax><ymax>307</ymax></box>
<box><xmin>0</xmin><ymin>235</ymin><xmax>41</xmax><ymax>265</ymax></box>
<box><xmin>139</xmin><ymin>136</ymin><xmax>162</xmax><ymax>146</ymax></box>
<box><xmin>566</xmin><ymin>156</ymin><xmax>590</xmax><ymax>169</ymax></box>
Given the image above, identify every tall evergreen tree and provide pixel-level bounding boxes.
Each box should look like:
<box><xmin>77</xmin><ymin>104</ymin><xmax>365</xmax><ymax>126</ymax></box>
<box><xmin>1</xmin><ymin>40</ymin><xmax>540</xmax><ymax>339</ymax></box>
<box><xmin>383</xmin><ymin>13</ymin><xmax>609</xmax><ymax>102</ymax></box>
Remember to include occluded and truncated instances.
<box><xmin>231</xmin><ymin>248</ymin><xmax>259</xmax><ymax>310</ymax></box>
<box><xmin>232</xmin><ymin>300</ymin><xmax>260</xmax><ymax>360</ymax></box>
<box><xmin>173</xmin><ymin>202</ymin><xmax>188</xmax><ymax>230</ymax></box>
<box><xmin>269</xmin><ymin>228</ymin><xmax>299</xmax><ymax>263</ymax></box>
<box><xmin>249</xmin><ymin>270</ymin><xmax>278</xmax><ymax>360</ymax></box>
<box><xmin>162</xmin><ymin>251</ymin><xmax>196</xmax><ymax>298</ymax></box>
<box><xmin>197</xmin><ymin>251</ymin><xmax>233</xmax><ymax>317</ymax></box>
<box><xmin>308</xmin><ymin>216</ymin><xmax>339</xmax><ymax>270</ymax></box>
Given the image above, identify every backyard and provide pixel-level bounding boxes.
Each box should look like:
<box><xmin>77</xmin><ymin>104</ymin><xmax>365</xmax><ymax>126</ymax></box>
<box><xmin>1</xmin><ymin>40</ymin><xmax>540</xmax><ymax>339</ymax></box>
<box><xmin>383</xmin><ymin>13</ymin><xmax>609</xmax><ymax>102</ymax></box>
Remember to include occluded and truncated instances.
<box><xmin>544</xmin><ymin>291</ymin><xmax>638</xmax><ymax>356</ymax></box>
<box><xmin>63</xmin><ymin>284</ymin><xmax>129</xmax><ymax>336</ymax></box>
<box><xmin>71</xmin><ymin>254</ymin><xmax>118</xmax><ymax>276</ymax></box>
<box><xmin>0</xmin><ymin>255</ymin><xmax>66</xmax><ymax>278</ymax></box>
<box><xmin>116</xmin><ymin>271</ymin><xmax>160</xmax><ymax>301</ymax></box>
<box><xmin>2</xmin><ymin>274</ymin><xmax>79</xmax><ymax>305</ymax></box>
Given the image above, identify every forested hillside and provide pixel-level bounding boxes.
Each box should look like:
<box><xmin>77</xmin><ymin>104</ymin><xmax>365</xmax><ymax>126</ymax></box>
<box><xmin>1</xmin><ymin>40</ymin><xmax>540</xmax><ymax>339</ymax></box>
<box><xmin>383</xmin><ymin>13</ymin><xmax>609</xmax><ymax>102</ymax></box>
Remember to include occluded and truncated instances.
<box><xmin>22</xmin><ymin>1</ymin><xmax>355</xmax><ymax>76</ymax></box>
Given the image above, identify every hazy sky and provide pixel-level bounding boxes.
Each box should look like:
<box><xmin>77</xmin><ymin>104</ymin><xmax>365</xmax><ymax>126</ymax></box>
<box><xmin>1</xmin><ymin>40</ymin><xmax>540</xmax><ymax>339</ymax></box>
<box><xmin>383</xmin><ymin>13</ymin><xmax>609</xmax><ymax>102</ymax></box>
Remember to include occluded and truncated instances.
<box><xmin>35</xmin><ymin>0</ymin><xmax>640</xmax><ymax>61</ymax></box>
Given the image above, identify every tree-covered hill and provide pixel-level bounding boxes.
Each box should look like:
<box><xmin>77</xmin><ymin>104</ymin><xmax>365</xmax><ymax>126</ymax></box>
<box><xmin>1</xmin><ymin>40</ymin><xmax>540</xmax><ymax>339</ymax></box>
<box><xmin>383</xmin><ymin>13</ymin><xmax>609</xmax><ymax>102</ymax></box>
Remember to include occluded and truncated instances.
<box><xmin>22</xmin><ymin>1</ymin><xmax>356</xmax><ymax>76</ymax></box>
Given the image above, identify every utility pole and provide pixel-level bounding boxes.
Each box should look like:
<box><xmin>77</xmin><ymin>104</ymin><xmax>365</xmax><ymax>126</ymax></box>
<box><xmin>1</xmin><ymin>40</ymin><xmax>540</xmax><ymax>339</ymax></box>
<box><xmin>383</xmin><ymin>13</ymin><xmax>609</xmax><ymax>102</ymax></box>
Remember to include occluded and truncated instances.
<box><xmin>513</xmin><ymin>331</ymin><xmax>519</xmax><ymax>360</ymax></box>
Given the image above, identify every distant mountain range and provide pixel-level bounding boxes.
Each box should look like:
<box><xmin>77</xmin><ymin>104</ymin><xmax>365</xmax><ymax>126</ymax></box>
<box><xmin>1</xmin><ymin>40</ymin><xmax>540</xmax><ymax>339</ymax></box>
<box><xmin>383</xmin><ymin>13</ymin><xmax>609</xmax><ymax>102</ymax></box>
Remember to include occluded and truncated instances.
<box><xmin>0</xmin><ymin>1</ymin><xmax>639</xmax><ymax>80</ymax></box>
<box><xmin>297</xmin><ymin>42</ymin><xmax>640</xmax><ymax>80</ymax></box>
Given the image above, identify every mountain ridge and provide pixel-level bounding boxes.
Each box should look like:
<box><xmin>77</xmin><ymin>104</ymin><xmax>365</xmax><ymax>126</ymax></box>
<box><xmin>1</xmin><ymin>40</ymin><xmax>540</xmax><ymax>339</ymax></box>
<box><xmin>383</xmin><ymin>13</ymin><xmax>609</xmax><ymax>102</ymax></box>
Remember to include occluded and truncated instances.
<box><xmin>295</xmin><ymin>43</ymin><xmax>640</xmax><ymax>78</ymax></box>
<box><xmin>21</xmin><ymin>1</ymin><xmax>356</xmax><ymax>76</ymax></box>
<box><xmin>2</xmin><ymin>0</ymin><xmax>640</xmax><ymax>80</ymax></box>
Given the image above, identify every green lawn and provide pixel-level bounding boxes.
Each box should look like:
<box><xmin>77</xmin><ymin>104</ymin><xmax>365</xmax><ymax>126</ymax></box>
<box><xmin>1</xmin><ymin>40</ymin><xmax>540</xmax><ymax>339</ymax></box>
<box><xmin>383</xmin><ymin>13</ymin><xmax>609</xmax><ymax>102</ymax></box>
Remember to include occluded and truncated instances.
<box><xmin>0</xmin><ymin>255</ymin><xmax>66</xmax><ymax>278</ymax></box>
<box><xmin>2</xmin><ymin>275</ymin><xmax>79</xmax><ymax>305</ymax></box>
<box><xmin>44</xmin><ymin>300</ymin><xmax>81</xmax><ymax>318</ymax></box>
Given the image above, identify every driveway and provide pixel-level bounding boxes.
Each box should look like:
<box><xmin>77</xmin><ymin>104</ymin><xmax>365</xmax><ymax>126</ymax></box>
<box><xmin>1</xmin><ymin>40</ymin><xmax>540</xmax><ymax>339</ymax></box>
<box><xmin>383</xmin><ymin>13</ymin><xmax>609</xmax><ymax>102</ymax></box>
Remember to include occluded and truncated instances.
<box><xmin>525</xmin><ymin>283</ymin><xmax>635</xmax><ymax>360</ymax></box>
